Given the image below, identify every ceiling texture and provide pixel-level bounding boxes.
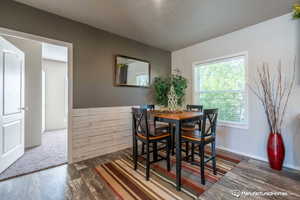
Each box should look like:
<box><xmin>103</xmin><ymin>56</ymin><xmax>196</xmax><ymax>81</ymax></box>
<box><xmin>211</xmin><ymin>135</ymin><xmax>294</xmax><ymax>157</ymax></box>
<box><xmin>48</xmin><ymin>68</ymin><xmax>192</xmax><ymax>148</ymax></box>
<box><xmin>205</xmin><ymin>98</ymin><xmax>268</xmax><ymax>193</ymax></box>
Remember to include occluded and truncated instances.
<box><xmin>15</xmin><ymin>0</ymin><xmax>298</xmax><ymax>51</ymax></box>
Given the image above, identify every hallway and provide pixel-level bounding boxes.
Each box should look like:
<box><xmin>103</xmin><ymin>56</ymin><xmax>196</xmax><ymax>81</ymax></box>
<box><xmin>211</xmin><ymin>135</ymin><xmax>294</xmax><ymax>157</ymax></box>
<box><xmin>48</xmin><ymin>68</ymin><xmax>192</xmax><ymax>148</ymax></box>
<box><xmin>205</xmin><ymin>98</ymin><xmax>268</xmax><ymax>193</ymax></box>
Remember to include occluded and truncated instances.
<box><xmin>0</xmin><ymin>129</ymin><xmax>67</xmax><ymax>181</ymax></box>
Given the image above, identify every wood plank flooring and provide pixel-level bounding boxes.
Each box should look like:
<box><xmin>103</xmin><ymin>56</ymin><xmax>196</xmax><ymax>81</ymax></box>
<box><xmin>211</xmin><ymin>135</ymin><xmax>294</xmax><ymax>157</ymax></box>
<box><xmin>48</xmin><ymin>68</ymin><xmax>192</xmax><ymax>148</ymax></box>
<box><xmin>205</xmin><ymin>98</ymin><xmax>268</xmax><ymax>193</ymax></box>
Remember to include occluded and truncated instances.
<box><xmin>0</xmin><ymin>148</ymin><xmax>299</xmax><ymax>200</ymax></box>
<box><xmin>200</xmin><ymin>159</ymin><xmax>300</xmax><ymax>200</ymax></box>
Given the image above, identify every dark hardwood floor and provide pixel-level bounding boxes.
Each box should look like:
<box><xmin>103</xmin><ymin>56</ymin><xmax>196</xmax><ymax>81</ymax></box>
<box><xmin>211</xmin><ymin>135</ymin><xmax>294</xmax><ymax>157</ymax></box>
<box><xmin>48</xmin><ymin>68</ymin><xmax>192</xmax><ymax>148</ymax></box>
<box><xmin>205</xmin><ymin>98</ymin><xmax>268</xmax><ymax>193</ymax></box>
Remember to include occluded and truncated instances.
<box><xmin>200</xmin><ymin>159</ymin><xmax>300</xmax><ymax>200</ymax></box>
<box><xmin>0</xmin><ymin>148</ymin><xmax>299</xmax><ymax>200</ymax></box>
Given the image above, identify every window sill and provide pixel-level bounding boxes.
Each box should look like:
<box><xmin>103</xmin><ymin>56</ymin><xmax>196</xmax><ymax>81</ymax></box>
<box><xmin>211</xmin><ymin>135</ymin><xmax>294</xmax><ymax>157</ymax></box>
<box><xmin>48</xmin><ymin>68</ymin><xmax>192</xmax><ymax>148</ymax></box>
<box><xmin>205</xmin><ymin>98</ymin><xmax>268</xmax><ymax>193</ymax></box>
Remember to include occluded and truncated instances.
<box><xmin>217</xmin><ymin>121</ymin><xmax>248</xmax><ymax>130</ymax></box>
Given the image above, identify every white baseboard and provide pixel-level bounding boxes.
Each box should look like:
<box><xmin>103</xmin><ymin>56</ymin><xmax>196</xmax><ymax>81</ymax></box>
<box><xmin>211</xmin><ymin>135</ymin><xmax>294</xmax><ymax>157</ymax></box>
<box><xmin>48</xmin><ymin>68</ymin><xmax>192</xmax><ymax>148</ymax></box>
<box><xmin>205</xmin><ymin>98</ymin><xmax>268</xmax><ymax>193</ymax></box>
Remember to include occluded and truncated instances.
<box><xmin>217</xmin><ymin>145</ymin><xmax>300</xmax><ymax>171</ymax></box>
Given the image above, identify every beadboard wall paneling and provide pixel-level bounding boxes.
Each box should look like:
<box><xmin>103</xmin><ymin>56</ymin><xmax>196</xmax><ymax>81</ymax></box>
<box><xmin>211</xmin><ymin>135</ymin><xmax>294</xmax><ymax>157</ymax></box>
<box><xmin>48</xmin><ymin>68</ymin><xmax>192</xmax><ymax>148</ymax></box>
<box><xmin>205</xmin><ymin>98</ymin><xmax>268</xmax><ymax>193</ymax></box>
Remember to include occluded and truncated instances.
<box><xmin>71</xmin><ymin>106</ymin><xmax>133</xmax><ymax>162</ymax></box>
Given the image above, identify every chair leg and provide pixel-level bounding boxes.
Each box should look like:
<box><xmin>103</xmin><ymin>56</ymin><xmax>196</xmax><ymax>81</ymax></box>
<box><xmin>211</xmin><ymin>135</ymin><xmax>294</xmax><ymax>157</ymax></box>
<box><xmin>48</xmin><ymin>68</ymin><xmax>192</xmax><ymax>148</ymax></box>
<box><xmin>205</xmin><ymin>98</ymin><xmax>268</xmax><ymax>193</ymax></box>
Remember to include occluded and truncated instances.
<box><xmin>166</xmin><ymin>138</ymin><xmax>171</xmax><ymax>171</ymax></box>
<box><xmin>141</xmin><ymin>142</ymin><xmax>145</xmax><ymax>154</ymax></box>
<box><xmin>185</xmin><ymin>141</ymin><xmax>189</xmax><ymax>161</ymax></box>
<box><xmin>146</xmin><ymin>142</ymin><xmax>150</xmax><ymax>181</ymax></box>
<box><xmin>191</xmin><ymin>143</ymin><xmax>195</xmax><ymax>162</ymax></box>
<box><xmin>153</xmin><ymin>142</ymin><xmax>158</xmax><ymax>162</ymax></box>
<box><xmin>212</xmin><ymin>141</ymin><xmax>217</xmax><ymax>175</ymax></box>
<box><xmin>200</xmin><ymin>144</ymin><xmax>205</xmax><ymax>185</ymax></box>
<box><xmin>133</xmin><ymin>138</ymin><xmax>138</xmax><ymax>170</ymax></box>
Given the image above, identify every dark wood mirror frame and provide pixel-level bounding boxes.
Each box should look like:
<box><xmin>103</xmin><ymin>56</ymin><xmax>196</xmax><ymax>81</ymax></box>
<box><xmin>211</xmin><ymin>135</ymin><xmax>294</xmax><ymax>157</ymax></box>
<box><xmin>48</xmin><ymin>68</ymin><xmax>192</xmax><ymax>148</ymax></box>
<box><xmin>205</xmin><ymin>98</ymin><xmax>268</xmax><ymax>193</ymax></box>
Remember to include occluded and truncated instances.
<box><xmin>114</xmin><ymin>55</ymin><xmax>151</xmax><ymax>88</ymax></box>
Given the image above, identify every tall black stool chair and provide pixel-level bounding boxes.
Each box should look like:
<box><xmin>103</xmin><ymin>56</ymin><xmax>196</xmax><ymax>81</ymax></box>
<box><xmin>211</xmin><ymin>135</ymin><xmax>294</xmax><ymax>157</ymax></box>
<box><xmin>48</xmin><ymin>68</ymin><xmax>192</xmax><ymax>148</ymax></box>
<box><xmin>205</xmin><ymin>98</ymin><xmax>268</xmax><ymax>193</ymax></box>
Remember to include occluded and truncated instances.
<box><xmin>139</xmin><ymin>105</ymin><xmax>169</xmax><ymax>154</ymax></box>
<box><xmin>181</xmin><ymin>105</ymin><xmax>203</xmax><ymax>158</ymax></box>
<box><xmin>132</xmin><ymin>107</ymin><xmax>171</xmax><ymax>180</ymax></box>
<box><xmin>181</xmin><ymin>109</ymin><xmax>218</xmax><ymax>185</ymax></box>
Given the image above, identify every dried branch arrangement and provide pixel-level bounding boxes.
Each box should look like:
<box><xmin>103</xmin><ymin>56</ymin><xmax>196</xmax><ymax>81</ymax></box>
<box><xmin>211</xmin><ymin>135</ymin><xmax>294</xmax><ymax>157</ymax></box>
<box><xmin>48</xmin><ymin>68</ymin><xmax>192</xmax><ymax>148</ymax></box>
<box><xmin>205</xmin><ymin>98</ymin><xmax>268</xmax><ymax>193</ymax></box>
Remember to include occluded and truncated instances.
<box><xmin>249</xmin><ymin>61</ymin><xmax>296</xmax><ymax>134</ymax></box>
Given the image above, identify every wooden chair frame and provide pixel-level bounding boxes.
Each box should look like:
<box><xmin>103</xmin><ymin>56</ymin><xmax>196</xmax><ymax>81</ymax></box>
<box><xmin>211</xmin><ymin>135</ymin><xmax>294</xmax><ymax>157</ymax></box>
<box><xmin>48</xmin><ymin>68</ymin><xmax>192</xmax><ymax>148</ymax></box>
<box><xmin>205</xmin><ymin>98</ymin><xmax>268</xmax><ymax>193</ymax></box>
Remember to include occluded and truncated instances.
<box><xmin>182</xmin><ymin>108</ymin><xmax>218</xmax><ymax>185</ymax></box>
<box><xmin>132</xmin><ymin>107</ymin><xmax>171</xmax><ymax>180</ymax></box>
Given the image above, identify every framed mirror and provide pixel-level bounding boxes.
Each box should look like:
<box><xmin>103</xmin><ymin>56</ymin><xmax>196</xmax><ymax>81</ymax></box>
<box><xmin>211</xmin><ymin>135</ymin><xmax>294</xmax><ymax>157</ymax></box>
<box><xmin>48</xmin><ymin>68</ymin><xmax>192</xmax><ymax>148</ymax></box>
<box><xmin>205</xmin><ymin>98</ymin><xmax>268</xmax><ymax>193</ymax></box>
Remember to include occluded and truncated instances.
<box><xmin>115</xmin><ymin>55</ymin><xmax>150</xmax><ymax>87</ymax></box>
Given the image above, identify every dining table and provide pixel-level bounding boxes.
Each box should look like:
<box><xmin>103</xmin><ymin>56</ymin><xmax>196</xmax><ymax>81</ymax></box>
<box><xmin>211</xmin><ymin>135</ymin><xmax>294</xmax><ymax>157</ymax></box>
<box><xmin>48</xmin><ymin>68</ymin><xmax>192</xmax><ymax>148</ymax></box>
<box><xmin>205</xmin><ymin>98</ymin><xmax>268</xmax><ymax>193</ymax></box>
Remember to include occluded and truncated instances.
<box><xmin>151</xmin><ymin>110</ymin><xmax>203</xmax><ymax>191</ymax></box>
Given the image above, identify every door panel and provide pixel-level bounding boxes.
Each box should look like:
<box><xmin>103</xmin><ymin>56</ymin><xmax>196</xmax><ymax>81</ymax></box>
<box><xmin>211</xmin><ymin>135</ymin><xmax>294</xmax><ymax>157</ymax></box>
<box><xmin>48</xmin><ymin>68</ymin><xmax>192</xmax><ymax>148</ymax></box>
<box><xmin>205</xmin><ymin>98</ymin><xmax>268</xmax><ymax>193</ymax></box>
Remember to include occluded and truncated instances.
<box><xmin>0</xmin><ymin>37</ymin><xmax>25</xmax><ymax>174</ymax></box>
<box><xmin>3</xmin><ymin>52</ymin><xmax>22</xmax><ymax>115</ymax></box>
<box><xmin>3</xmin><ymin>121</ymin><xmax>21</xmax><ymax>153</ymax></box>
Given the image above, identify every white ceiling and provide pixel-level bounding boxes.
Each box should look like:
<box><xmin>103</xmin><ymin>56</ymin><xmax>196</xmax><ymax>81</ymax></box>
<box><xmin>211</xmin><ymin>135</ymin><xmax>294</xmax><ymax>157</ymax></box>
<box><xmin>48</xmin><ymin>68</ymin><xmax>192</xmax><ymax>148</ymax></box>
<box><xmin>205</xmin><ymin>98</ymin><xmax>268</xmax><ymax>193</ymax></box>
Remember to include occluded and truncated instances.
<box><xmin>15</xmin><ymin>0</ymin><xmax>297</xmax><ymax>51</ymax></box>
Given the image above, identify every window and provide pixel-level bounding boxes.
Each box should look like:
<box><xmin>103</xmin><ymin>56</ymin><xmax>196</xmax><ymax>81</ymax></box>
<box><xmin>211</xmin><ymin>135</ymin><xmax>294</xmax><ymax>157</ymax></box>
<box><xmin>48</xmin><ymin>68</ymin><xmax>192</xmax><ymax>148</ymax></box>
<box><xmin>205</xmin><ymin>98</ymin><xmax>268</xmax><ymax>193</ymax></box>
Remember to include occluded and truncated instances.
<box><xmin>193</xmin><ymin>55</ymin><xmax>248</xmax><ymax>126</ymax></box>
<box><xmin>136</xmin><ymin>74</ymin><xmax>148</xmax><ymax>86</ymax></box>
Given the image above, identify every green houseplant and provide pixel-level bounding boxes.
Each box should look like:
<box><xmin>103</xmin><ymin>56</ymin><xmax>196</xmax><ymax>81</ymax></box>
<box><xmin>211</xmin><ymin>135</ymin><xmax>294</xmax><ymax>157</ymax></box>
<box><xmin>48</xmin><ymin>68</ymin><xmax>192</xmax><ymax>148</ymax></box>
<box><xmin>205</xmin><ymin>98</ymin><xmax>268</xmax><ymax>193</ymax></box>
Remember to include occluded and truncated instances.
<box><xmin>153</xmin><ymin>69</ymin><xmax>188</xmax><ymax>107</ymax></box>
<box><xmin>293</xmin><ymin>4</ymin><xmax>300</xmax><ymax>19</ymax></box>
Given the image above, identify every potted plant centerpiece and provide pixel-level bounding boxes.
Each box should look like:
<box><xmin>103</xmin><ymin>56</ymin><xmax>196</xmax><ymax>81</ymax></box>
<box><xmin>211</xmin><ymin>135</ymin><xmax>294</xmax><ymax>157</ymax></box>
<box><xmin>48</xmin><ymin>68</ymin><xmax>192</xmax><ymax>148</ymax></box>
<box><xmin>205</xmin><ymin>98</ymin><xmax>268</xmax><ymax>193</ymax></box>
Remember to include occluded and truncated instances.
<box><xmin>153</xmin><ymin>69</ymin><xmax>188</xmax><ymax>112</ymax></box>
<box><xmin>249</xmin><ymin>61</ymin><xmax>296</xmax><ymax>170</ymax></box>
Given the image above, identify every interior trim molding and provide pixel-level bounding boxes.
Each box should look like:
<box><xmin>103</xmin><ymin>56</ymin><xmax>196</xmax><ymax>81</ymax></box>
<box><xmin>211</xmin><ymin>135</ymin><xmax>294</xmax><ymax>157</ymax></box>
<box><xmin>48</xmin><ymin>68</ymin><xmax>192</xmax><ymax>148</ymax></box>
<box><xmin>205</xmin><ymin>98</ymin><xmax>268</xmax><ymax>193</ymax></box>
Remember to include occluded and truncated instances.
<box><xmin>0</xmin><ymin>26</ymin><xmax>74</xmax><ymax>164</ymax></box>
<box><xmin>217</xmin><ymin>145</ymin><xmax>300</xmax><ymax>171</ymax></box>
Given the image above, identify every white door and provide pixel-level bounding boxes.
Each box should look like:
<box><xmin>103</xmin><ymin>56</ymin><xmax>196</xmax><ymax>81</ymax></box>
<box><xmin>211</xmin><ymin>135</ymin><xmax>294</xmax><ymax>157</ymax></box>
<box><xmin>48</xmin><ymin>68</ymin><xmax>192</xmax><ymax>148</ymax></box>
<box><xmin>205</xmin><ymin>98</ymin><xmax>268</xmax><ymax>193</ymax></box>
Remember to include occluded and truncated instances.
<box><xmin>0</xmin><ymin>37</ymin><xmax>25</xmax><ymax>173</ymax></box>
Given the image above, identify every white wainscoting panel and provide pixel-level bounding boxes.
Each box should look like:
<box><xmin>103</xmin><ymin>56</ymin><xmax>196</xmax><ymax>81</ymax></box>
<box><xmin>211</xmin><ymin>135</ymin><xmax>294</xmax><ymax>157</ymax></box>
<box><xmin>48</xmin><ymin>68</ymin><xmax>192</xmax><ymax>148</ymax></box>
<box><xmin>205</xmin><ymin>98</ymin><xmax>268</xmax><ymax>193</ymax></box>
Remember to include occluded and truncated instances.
<box><xmin>71</xmin><ymin>106</ymin><xmax>133</xmax><ymax>162</ymax></box>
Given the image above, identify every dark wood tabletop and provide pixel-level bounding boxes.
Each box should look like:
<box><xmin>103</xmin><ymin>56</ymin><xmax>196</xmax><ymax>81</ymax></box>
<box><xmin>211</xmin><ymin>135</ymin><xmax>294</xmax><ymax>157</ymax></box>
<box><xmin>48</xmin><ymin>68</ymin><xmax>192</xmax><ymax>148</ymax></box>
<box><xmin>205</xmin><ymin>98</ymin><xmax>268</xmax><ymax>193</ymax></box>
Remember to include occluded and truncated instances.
<box><xmin>152</xmin><ymin>111</ymin><xmax>203</xmax><ymax>120</ymax></box>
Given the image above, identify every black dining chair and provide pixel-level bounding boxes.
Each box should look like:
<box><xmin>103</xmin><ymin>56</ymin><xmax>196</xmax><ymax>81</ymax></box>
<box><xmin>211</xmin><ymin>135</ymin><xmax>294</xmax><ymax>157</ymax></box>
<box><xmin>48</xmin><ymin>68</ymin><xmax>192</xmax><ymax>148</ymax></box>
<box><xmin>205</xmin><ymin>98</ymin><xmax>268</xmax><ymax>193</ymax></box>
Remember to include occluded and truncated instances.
<box><xmin>140</xmin><ymin>104</ymin><xmax>155</xmax><ymax>110</ymax></box>
<box><xmin>181</xmin><ymin>109</ymin><xmax>218</xmax><ymax>185</ymax></box>
<box><xmin>132</xmin><ymin>107</ymin><xmax>171</xmax><ymax>180</ymax></box>
<box><xmin>187</xmin><ymin>104</ymin><xmax>204</xmax><ymax>112</ymax></box>
<box><xmin>139</xmin><ymin>105</ymin><xmax>169</xmax><ymax>154</ymax></box>
<box><xmin>182</xmin><ymin>105</ymin><xmax>203</xmax><ymax>131</ymax></box>
<box><xmin>181</xmin><ymin>105</ymin><xmax>203</xmax><ymax>159</ymax></box>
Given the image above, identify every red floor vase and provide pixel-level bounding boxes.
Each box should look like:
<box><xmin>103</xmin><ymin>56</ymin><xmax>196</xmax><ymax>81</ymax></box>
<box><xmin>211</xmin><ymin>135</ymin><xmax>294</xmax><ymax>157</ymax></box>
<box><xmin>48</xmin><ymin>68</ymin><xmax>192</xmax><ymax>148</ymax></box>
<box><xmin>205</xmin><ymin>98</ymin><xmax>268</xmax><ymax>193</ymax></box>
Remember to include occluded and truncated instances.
<box><xmin>267</xmin><ymin>133</ymin><xmax>285</xmax><ymax>170</ymax></box>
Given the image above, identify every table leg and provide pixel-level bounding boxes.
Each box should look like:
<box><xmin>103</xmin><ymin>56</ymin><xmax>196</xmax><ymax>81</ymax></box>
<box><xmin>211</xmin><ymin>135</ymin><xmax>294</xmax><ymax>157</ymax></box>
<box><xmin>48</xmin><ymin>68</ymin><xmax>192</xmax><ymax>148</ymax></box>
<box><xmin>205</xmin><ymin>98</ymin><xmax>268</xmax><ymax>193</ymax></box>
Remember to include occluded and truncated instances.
<box><xmin>175</xmin><ymin>120</ymin><xmax>181</xmax><ymax>191</ymax></box>
<box><xmin>132</xmin><ymin>119</ymin><xmax>135</xmax><ymax>157</ymax></box>
<box><xmin>170</xmin><ymin>123</ymin><xmax>175</xmax><ymax>155</ymax></box>
<box><xmin>153</xmin><ymin>142</ymin><xmax>158</xmax><ymax>161</ymax></box>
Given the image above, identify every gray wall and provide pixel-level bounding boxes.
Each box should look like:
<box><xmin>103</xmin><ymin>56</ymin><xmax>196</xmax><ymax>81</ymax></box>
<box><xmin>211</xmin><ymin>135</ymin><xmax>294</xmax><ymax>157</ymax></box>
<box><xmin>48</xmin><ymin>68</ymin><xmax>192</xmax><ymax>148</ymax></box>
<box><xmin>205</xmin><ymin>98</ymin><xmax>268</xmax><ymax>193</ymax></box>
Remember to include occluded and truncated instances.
<box><xmin>0</xmin><ymin>0</ymin><xmax>171</xmax><ymax>108</ymax></box>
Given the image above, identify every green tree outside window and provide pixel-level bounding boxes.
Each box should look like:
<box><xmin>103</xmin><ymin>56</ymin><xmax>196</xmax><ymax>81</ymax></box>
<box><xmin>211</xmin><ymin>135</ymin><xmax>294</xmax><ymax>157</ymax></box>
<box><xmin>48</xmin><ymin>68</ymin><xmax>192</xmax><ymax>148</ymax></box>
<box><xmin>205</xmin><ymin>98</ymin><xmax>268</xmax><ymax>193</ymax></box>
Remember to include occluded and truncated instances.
<box><xmin>194</xmin><ymin>56</ymin><xmax>247</xmax><ymax>123</ymax></box>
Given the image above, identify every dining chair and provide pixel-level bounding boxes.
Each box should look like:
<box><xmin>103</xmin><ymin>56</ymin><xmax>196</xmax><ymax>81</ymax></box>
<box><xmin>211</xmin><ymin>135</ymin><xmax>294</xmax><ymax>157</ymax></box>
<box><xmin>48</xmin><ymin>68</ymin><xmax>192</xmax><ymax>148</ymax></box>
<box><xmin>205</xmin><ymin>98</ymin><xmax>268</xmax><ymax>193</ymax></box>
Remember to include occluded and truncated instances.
<box><xmin>186</xmin><ymin>104</ymin><xmax>204</xmax><ymax>112</ymax></box>
<box><xmin>181</xmin><ymin>108</ymin><xmax>218</xmax><ymax>185</ymax></box>
<box><xmin>181</xmin><ymin>104</ymin><xmax>203</xmax><ymax>159</ymax></box>
<box><xmin>139</xmin><ymin>104</ymin><xmax>170</xmax><ymax>154</ymax></box>
<box><xmin>132</xmin><ymin>107</ymin><xmax>171</xmax><ymax>180</ymax></box>
<box><xmin>182</xmin><ymin>104</ymin><xmax>203</xmax><ymax>130</ymax></box>
<box><xmin>140</xmin><ymin>104</ymin><xmax>155</xmax><ymax>110</ymax></box>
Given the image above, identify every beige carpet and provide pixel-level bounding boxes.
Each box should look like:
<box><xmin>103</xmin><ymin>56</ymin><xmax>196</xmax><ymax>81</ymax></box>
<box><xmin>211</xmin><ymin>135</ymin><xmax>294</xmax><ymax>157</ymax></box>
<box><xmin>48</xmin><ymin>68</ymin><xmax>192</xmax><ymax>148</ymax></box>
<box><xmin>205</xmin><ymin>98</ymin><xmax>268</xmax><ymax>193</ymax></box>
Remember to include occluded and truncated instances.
<box><xmin>0</xmin><ymin>129</ymin><xmax>67</xmax><ymax>181</ymax></box>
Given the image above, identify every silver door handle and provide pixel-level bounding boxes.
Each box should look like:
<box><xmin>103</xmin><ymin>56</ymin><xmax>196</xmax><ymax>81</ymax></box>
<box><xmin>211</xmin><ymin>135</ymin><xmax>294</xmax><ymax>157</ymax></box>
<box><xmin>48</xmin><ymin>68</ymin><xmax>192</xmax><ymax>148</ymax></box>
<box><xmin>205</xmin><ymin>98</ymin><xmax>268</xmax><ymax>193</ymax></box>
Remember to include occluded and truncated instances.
<box><xmin>19</xmin><ymin>107</ymin><xmax>29</xmax><ymax>111</ymax></box>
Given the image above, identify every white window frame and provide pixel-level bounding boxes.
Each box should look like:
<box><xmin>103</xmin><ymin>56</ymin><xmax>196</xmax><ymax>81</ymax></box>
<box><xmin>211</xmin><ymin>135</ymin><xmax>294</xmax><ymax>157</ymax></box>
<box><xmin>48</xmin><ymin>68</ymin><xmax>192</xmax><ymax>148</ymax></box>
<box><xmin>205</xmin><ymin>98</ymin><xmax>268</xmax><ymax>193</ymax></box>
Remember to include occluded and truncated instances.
<box><xmin>135</xmin><ymin>72</ymin><xmax>148</xmax><ymax>86</ymax></box>
<box><xmin>192</xmin><ymin>52</ymin><xmax>249</xmax><ymax>129</ymax></box>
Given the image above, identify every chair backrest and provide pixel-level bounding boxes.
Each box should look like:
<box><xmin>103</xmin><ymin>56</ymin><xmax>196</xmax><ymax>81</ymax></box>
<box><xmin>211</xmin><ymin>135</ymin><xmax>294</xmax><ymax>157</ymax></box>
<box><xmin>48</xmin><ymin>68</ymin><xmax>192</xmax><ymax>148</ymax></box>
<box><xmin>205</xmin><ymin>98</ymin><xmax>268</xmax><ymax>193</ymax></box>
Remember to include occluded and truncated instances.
<box><xmin>132</xmin><ymin>107</ymin><xmax>150</xmax><ymax>140</ymax></box>
<box><xmin>200</xmin><ymin>109</ymin><xmax>218</xmax><ymax>138</ymax></box>
<box><xmin>140</xmin><ymin>104</ymin><xmax>155</xmax><ymax>110</ymax></box>
<box><xmin>187</xmin><ymin>104</ymin><xmax>203</xmax><ymax>112</ymax></box>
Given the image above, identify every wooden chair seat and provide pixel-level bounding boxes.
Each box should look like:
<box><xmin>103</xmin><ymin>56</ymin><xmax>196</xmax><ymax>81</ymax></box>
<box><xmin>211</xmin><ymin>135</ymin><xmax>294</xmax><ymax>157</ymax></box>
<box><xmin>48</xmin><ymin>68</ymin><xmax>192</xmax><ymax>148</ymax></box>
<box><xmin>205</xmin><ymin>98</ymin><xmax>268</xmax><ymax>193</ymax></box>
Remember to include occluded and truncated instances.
<box><xmin>182</xmin><ymin>130</ymin><xmax>213</xmax><ymax>142</ymax></box>
<box><xmin>137</xmin><ymin>131</ymin><xmax>170</xmax><ymax>140</ymax></box>
<box><xmin>181</xmin><ymin>123</ymin><xmax>197</xmax><ymax>131</ymax></box>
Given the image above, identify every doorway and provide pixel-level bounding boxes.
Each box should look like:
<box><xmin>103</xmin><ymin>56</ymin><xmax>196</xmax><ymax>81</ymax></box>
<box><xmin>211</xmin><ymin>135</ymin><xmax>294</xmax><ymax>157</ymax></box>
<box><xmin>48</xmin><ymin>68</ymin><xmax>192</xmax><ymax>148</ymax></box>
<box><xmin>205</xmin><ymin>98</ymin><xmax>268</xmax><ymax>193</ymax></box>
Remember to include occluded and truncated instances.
<box><xmin>0</xmin><ymin>28</ymin><xmax>73</xmax><ymax>181</ymax></box>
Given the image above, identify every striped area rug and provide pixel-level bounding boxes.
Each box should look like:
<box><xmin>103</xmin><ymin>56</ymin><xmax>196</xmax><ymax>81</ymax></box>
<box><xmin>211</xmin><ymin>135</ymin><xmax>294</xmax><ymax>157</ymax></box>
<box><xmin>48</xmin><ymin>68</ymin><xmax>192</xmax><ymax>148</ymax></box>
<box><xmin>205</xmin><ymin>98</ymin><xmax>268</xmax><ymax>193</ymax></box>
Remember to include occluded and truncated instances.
<box><xmin>95</xmin><ymin>150</ymin><xmax>241</xmax><ymax>200</ymax></box>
